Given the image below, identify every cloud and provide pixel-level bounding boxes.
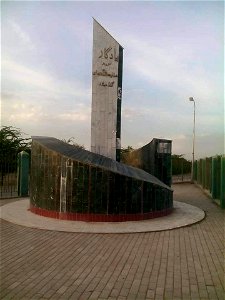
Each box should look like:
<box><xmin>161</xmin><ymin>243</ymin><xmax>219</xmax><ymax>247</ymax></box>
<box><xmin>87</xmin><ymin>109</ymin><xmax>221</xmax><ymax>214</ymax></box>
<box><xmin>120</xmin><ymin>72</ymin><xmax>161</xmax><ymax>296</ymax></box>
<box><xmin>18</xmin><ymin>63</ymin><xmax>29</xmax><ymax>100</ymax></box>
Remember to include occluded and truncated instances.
<box><xmin>9</xmin><ymin>20</ymin><xmax>35</xmax><ymax>51</ymax></box>
<box><xmin>58</xmin><ymin>113</ymin><xmax>89</xmax><ymax>122</ymax></box>
<box><xmin>2</xmin><ymin>58</ymin><xmax>91</xmax><ymax>126</ymax></box>
<box><xmin>2</xmin><ymin>59</ymin><xmax>91</xmax><ymax>99</ymax></box>
<box><xmin>2</xmin><ymin>93</ymin><xmax>91</xmax><ymax>123</ymax></box>
<box><xmin>58</xmin><ymin>105</ymin><xmax>91</xmax><ymax>122</ymax></box>
<box><xmin>122</xmin><ymin>107</ymin><xmax>145</xmax><ymax>120</ymax></box>
<box><xmin>2</xmin><ymin>59</ymin><xmax>53</xmax><ymax>91</ymax></box>
<box><xmin>122</xmin><ymin>36</ymin><xmax>222</xmax><ymax>106</ymax></box>
<box><xmin>2</xmin><ymin>95</ymin><xmax>46</xmax><ymax>123</ymax></box>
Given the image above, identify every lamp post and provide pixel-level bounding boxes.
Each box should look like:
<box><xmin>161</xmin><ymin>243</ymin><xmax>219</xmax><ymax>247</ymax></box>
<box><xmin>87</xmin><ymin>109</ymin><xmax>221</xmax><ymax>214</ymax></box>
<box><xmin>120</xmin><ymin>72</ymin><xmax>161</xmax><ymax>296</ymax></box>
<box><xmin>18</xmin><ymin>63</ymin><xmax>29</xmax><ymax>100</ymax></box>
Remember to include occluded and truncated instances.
<box><xmin>189</xmin><ymin>97</ymin><xmax>196</xmax><ymax>182</ymax></box>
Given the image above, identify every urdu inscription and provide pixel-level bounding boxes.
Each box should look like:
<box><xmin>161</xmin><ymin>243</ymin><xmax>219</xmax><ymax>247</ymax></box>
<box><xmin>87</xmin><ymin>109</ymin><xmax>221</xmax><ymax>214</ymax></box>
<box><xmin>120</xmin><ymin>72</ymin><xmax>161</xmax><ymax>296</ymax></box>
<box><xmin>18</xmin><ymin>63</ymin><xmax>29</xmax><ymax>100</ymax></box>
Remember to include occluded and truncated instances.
<box><xmin>92</xmin><ymin>46</ymin><xmax>119</xmax><ymax>88</ymax></box>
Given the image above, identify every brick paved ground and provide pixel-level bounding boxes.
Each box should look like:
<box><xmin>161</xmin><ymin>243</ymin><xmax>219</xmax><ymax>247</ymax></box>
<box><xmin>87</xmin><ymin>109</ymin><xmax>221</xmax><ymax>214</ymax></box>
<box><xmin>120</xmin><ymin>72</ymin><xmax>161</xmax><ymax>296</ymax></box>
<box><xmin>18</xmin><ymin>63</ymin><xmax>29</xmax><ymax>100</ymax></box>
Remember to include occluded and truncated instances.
<box><xmin>0</xmin><ymin>183</ymin><xmax>224</xmax><ymax>300</ymax></box>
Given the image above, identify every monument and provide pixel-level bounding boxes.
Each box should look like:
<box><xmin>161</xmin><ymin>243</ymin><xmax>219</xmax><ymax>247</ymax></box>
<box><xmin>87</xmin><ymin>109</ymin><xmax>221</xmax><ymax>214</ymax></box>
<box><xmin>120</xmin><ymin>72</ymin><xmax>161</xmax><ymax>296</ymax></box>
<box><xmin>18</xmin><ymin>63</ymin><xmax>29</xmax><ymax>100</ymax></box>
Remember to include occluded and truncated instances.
<box><xmin>29</xmin><ymin>20</ymin><xmax>173</xmax><ymax>222</ymax></box>
<box><xmin>91</xmin><ymin>19</ymin><xmax>123</xmax><ymax>162</ymax></box>
<box><xmin>30</xmin><ymin>137</ymin><xmax>173</xmax><ymax>221</ymax></box>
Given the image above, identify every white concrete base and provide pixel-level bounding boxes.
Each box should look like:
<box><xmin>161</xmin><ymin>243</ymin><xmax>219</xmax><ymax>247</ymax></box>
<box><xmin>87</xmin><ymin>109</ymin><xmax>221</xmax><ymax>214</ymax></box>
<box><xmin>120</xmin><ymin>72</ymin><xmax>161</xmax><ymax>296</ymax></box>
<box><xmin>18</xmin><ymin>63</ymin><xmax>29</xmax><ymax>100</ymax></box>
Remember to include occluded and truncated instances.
<box><xmin>0</xmin><ymin>199</ymin><xmax>205</xmax><ymax>234</ymax></box>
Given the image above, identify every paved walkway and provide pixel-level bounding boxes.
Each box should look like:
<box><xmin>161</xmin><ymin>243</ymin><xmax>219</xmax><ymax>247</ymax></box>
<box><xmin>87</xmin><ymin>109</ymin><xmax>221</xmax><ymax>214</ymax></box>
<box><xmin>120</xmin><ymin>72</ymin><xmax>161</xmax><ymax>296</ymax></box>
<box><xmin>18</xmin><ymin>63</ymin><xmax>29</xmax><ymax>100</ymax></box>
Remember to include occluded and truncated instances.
<box><xmin>0</xmin><ymin>183</ymin><xmax>224</xmax><ymax>299</ymax></box>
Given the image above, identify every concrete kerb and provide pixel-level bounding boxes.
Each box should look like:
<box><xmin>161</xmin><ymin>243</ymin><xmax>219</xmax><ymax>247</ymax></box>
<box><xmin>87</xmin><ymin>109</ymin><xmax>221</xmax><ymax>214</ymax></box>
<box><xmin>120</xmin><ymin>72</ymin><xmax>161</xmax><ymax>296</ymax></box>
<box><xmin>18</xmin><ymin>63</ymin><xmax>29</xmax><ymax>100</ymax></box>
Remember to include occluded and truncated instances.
<box><xmin>0</xmin><ymin>198</ymin><xmax>205</xmax><ymax>234</ymax></box>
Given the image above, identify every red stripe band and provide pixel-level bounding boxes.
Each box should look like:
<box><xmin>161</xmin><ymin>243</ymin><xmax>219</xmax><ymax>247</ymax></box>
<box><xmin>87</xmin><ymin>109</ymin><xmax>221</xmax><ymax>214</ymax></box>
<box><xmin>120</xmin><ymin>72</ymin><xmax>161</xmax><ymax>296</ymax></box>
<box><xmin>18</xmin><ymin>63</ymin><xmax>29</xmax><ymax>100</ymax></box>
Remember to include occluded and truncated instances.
<box><xmin>29</xmin><ymin>205</ymin><xmax>173</xmax><ymax>222</ymax></box>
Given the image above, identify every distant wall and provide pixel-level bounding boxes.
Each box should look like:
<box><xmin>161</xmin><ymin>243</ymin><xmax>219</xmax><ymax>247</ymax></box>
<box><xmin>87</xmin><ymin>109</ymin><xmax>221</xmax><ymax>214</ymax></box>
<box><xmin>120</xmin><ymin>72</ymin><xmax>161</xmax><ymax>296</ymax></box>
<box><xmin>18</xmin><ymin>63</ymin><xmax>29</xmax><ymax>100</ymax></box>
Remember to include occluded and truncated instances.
<box><xmin>193</xmin><ymin>155</ymin><xmax>225</xmax><ymax>208</ymax></box>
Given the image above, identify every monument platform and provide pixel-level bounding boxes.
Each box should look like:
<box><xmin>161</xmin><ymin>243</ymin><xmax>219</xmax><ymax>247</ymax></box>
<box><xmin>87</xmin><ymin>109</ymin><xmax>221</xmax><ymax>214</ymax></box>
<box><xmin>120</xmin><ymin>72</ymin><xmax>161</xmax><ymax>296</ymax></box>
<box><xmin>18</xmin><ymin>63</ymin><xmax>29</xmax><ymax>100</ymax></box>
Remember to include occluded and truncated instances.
<box><xmin>0</xmin><ymin>199</ymin><xmax>204</xmax><ymax>233</ymax></box>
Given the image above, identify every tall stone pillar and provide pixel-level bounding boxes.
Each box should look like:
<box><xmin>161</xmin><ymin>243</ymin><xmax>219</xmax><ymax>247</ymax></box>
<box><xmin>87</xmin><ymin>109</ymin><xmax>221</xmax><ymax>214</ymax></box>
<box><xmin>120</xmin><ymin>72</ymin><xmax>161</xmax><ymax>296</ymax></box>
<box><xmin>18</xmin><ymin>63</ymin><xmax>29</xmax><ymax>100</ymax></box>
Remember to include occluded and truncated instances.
<box><xmin>91</xmin><ymin>19</ymin><xmax>123</xmax><ymax>161</ymax></box>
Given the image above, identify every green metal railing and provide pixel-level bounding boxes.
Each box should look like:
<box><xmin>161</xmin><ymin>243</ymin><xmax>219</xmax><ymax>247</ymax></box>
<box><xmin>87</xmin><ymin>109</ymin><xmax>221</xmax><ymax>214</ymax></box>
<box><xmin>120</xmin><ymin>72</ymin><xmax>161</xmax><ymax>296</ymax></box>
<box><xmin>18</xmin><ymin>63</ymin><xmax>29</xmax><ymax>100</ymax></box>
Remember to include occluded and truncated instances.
<box><xmin>193</xmin><ymin>155</ymin><xmax>225</xmax><ymax>208</ymax></box>
<box><xmin>0</xmin><ymin>151</ymin><xmax>30</xmax><ymax>198</ymax></box>
<box><xmin>17</xmin><ymin>151</ymin><xmax>30</xmax><ymax>197</ymax></box>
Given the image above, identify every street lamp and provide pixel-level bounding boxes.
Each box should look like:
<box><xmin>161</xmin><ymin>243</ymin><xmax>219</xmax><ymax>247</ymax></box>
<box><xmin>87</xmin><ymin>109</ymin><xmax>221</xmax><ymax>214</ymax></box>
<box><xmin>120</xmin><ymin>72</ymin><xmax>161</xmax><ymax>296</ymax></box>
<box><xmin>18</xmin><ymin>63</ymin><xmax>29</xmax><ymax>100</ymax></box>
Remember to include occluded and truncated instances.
<box><xmin>189</xmin><ymin>97</ymin><xmax>196</xmax><ymax>182</ymax></box>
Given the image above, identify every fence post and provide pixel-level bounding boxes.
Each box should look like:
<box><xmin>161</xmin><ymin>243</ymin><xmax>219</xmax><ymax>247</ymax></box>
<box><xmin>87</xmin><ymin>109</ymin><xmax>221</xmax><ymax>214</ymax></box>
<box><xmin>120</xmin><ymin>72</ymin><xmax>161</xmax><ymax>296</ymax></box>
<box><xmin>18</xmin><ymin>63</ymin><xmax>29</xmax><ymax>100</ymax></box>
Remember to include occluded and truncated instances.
<box><xmin>194</xmin><ymin>160</ymin><xmax>197</xmax><ymax>181</ymax></box>
<box><xmin>211</xmin><ymin>157</ymin><xmax>217</xmax><ymax>200</ymax></box>
<box><xmin>202</xmin><ymin>158</ymin><xmax>206</xmax><ymax>189</ymax></box>
<box><xmin>199</xmin><ymin>159</ymin><xmax>203</xmax><ymax>185</ymax></box>
<box><xmin>209</xmin><ymin>157</ymin><xmax>212</xmax><ymax>193</ymax></box>
<box><xmin>17</xmin><ymin>151</ymin><xmax>30</xmax><ymax>197</ymax></box>
<box><xmin>220</xmin><ymin>156</ymin><xmax>225</xmax><ymax>209</ymax></box>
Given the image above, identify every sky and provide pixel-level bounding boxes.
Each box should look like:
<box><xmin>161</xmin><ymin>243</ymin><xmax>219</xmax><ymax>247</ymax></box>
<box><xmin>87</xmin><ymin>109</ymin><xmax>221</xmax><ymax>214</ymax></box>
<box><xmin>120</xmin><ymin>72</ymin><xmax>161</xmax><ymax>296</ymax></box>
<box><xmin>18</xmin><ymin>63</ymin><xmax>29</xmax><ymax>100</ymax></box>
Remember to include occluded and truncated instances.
<box><xmin>1</xmin><ymin>0</ymin><xmax>224</xmax><ymax>160</ymax></box>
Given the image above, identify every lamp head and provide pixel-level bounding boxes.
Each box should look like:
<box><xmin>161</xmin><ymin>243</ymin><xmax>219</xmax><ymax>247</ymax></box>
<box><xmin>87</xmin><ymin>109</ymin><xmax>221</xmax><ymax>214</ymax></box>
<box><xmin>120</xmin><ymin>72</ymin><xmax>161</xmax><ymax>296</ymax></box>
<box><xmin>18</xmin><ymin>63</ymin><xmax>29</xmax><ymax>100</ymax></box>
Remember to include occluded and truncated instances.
<box><xmin>189</xmin><ymin>97</ymin><xmax>194</xmax><ymax>102</ymax></box>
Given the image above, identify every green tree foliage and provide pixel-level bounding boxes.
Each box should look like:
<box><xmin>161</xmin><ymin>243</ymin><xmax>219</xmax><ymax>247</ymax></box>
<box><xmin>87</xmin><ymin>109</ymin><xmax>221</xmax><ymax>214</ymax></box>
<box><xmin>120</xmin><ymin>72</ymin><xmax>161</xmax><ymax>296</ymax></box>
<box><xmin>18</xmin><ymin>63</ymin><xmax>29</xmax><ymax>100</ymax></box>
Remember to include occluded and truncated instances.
<box><xmin>120</xmin><ymin>146</ymin><xmax>134</xmax><ymax>163</ymax></box>
<box><xmin>0</xmin><ymin>126</ymin><xmax>31</xmax><ymax>155</ymax></box>
<box><xmin>171</xmin><ymin>154</ymin><xmax>191</xmax><ymax>175</ymax></box>
<box><xmin>0</xmin><ymin>126</ymin><xmax>31</xmax><ymax>183</ymax></box>
<box><xmin>61</xmin><ymin>137</ymin><xmax>85</xmax><ymax>149</ymax></box>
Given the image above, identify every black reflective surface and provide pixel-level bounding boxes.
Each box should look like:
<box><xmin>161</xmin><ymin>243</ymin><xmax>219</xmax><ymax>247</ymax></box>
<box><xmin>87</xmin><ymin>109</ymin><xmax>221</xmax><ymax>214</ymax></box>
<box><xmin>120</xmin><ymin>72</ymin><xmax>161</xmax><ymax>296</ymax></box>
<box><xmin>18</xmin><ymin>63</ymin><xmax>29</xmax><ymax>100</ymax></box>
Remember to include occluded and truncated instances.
<box><xmin>30</xmin><ymin>137</ymin><xmax>173</xmax><ymax>214</ymax></box>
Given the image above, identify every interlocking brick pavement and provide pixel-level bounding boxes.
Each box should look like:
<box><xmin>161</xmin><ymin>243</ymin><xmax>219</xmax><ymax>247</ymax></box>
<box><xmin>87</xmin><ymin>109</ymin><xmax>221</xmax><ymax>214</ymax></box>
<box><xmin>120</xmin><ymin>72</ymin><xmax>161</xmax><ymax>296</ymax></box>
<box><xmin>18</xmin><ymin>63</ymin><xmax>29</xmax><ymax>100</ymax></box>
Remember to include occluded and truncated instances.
<box><xmin>0</xmin><ymin>183</ymin><xmax>224</xmax><ymax>299</ymax></box>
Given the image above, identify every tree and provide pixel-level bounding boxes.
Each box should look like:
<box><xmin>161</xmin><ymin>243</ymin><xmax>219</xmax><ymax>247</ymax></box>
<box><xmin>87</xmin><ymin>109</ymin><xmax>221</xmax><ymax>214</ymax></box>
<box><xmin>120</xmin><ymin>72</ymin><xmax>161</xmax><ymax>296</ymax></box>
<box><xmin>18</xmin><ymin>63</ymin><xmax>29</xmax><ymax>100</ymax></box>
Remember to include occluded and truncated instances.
<box><xmin>61</xmin><ymin>137</ymin><xmax>85</xmax><ymax>149</ymax></box>
<box><xmin>171</xmin><ymin>154</ymin><xmax>191</xmax><ymax>175</ymax></box>
<box><xmin>0</xmin><ymin>126</ymin><xmax>31</xmax><ymax>184</ymax></box>
<box><xmin>120</xmin><ymin>146</ymin><xmax>134</xmax><ymax>163</ymax></box>
<box><xmin>0</xmin><ymin>126</ymin><xmax>31</xmax><ymax>154</ymax></box>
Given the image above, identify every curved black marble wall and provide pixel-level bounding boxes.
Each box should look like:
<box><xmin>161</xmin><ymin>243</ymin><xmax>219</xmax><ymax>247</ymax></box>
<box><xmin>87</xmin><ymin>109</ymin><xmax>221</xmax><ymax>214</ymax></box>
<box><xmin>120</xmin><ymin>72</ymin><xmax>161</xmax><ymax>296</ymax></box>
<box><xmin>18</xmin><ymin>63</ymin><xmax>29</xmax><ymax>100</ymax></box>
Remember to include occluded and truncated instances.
<box><xmin>30</xmin><ymin>137</ymin><xmax>173</xmax><ymax>221</ymax></box>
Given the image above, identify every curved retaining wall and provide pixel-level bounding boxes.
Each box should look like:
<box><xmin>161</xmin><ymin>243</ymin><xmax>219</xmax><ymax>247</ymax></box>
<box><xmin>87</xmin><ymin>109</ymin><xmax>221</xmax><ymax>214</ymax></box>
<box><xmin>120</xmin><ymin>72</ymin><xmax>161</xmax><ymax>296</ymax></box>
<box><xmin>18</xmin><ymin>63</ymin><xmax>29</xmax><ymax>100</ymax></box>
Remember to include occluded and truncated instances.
<box><xmin>30</xmin><ymin>137</ymin><xmax>173</xmax><ymax>222</ymax></box>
